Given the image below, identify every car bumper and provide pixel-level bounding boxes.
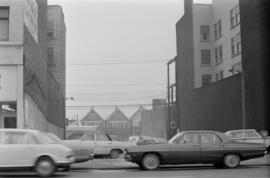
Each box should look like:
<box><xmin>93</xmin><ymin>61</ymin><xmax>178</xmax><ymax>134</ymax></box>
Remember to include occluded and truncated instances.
<box><xmin>90</xmin><ymin>153</ymin><xmax>95</xmax><ymax>160</ymax></box>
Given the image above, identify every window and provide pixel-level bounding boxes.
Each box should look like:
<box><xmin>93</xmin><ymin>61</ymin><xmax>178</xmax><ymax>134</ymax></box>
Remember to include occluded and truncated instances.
<box><xmin>231</xmin><ymin>32</ymin><xmax>241</xmax><ymax>56</ymax></box>
<box><xmin>0</xmin><ymin>7</ymin><xmax>9</xmax><ymax>40</ymax></box>
<box><xmin>200</xmin><ymin>25</ymin><xmax>210</xmax><ymax>41</ymax></box>
<box><xmin>216</xmin><ymin>73</ymin><xmax>219</xmax><ymax>81</ymax></box>
<box><xmin>89</xmin><ymin>113</ymin><xmax>94</xmax><ymax>119</ymax></box>
<box><xmin>201</xmin><ymin>133</ymin><xmax>222</xmax><ymax>144</ymax></box>
<box><xmin>3</xmin><ymin>133</ymin><xmax>26</xmax><ymax>144</ymax></box>
<box><xmin>214</xmin><ymin>23</ymin><xmax>217</xmax><ymax>40</ymax></box>
<box><xmin>220</xmin><ymin>70</ymin><xmax>224</xmax><ymax>79</ymax></box>
<box><xmin>214</xmin><ymin>19</ymin><xmax>222</xmax><ymax>40</ymax></box>
<box><xmin>219</xmin><ymin>45</ymin><xmax>223</xmax><ymax>61</ymax></box>
<box><xmin>177</xmin><ymin>132</ymin><xmax>199</xmax><ymax>144</ymax></box>
<box><xmin>218</xmin><ymin>19</ymin><xmax>222</xmax><ymax>37</ymax></box>
<box><xmin>215</xmin><ymin>48</ymin><xmax>218</xmax><ymax>64</ymax></box>
<box><xmin>201</xmin><ymin>49</ymin><xmax>211</xmax><ymax>65</ymax></box>
<box><xmin>115</xmin><ymin>113</ymin><xmax>121</xmax><ymax>118</ymax></box>
<box><xmin>202</xmin><ymin>74</ymin><xmax>211</xmax><ymax>87</ymax></box>
<box><xmin>47</xmin><ymin>47</ymin><xmax>54</xmax><ymax>65</ymax></box>
<box><xmin>230</xmin><ymin>5</ymin><xmax>240</xmax><ymax>28</ymax></box>
<box><xmin>47</xmin><ymin>21</ymin><xmax>55</xmax><ymax>38</ymax></box>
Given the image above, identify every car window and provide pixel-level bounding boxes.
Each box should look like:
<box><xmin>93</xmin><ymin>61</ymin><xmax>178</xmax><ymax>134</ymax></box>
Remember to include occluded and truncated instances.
<box><xmin>3</xmin><ymin>133</ymin><xmax>26</xmax><ymax>144</ymax></box>
<box><xmin>244</xmin><ymin>130</ymin><xmax>260</xmax><ymax>138</ymax></box>
<box><xmin>23</xmin><ymin>133</ymin><xmax>39</xmax><ymax>144</ymax></box>
<box><xmin>201</xmin><ymin>133</ymin><xmax>222</xmax><ymax>144</ymax></box>
<box><xmin>96</xmin><ymin>134</ymin><xmax>110</xmax><ymax>141</ymax></box>
<box><xmin>176</xmin><ymin>132</ymin><xmax>199</xmax><ymax>144</ymax></box>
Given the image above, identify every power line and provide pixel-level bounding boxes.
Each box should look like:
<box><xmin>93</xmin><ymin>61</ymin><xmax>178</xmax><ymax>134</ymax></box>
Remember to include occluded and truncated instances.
<box><xmin>67</xmin><ymin>59</ymin><xmax>168</xmax><ymax>66</ymax></box>
<box><xmin>67</xmin><ymin>83</ymin><xmax>166</xmax><ymax>87</ymax></box>
<box><xmin>66</xmin><ymin>103</ymin><xmax>168</xmax><ymax>109</ymax></box>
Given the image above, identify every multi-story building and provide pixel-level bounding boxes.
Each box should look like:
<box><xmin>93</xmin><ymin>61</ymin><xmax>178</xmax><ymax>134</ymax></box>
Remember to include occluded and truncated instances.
<box><xmin>0</xmin><ymin>0</ymin><xmax>66</xmax><ymax>138</ymax></box>
<box><xmin>193</xmin><ymin>0</ymin><xmax>241</xmax><ymax>88</ymax></box>
<box><xmin>106</xmin><ymin>107</ymin><xmax>131</xmax><ymax>141</ymax></box>
<box><xmin>174</xmin><ymin>0</ymin><xmax>269</xmax><ymax>133</ymax></box>
<box><xmin>47</xmin><ymin>5</ymin><xmax>66</xmax><ymax>137</ymax></box>
<box><xmin>81</xmin><ymin>107</ymin><xmax>105</xmax><ymax>131</ymax></box>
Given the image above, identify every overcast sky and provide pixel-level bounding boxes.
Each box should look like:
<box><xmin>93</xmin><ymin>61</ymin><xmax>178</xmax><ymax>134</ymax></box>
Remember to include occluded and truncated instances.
<box><xmin>48</xmin><ymin>0</ymin><xmax>212</xmax><ymax>119</ymax></box>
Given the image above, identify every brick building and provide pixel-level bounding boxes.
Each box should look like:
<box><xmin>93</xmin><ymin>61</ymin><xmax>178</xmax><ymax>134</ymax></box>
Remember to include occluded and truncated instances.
<box><xmin>0</xmin><ymin>0</ymin><xmax>66</xmax><ymax>138</ymax></box>
<box><xmin>173</xmin><ymin>0</ymin><xmax>269</xmax><ymax>135</ymax></box>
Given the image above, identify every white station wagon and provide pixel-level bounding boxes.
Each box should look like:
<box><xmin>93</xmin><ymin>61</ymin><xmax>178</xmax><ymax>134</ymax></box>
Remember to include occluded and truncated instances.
<box><xmin>0</xmin><ymin>129</ymin><xmax>75</xmax><ymax>177</ymax></box>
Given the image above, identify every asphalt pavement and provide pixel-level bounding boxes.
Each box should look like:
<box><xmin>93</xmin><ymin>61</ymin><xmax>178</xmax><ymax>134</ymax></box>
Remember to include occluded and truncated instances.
<box><xmin>0</xmin><ymin>155</ymin><xmax>269</xmax><ymax>178</ymax></box>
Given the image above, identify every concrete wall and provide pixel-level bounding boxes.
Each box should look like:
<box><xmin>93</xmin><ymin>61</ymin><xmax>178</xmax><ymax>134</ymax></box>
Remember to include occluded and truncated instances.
<box><xmin>141</xmin><ymin>107</ymin><xmax>167</xmax><ymax>139</ymax></box>
<box><xmin>239</xmin><ymin>0</ymin><xmax>270</xmax><ymax>132</ymax></box>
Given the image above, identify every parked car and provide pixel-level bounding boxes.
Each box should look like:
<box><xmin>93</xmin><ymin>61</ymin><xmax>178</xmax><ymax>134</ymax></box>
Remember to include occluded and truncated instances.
<box><xmin>124</xmin><ymin>130</ymin><xmax>267</xmax><ymax>170</ymax></box>
<box><xmin>225</xmin><ymin>129</ymin><xmax>270</xmax><ymax>152</ymax></box>
<box><xmin>128</xmin><ymin>135</ymin><xmax>167</xmax><ymax>145</ymax></box>
<box><xmin>0</xmin><ymin>129</ymin><xmax>75</xmax><ymax>177</ymax></box>
<box><xmin>66</xmin><ymin>126</ymin><xmax>135</xmax><ymax>158</ymax></box>
<box><xmin>42</xmin><ymin>132</ymin><xmax>94</xmax><ymax>164</ymax></box>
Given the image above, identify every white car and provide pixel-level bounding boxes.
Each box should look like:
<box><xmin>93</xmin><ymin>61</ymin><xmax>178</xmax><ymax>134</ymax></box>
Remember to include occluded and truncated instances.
<box><xmin>0</xmin><ymin>129</ymin><xmax>75</xmax><ymax>177</ymax></box>
<box><xmin>66</xmin><ymin>130</ymin><xmax>135</xmax><ymax>158</ymax></box>
<box><xmin>225</xmin><ymin>129</ymin><xmax>270</xmax><ymax>152</ymax></box>
<box><xmin>128</xmin><ymin>135</ymin><xmax>167</xmax><ymax>145</ymax></box>
<box><xmin>43</xmin><ymin>132</ymin><xmax>94</xmax><ymax>163</ymax></box>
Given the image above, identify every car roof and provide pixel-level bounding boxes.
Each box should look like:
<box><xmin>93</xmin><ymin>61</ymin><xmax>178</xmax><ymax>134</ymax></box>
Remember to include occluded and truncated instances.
<box><xmin>181</xmin><ymin>130</ymin><xmax>231</xmax><ymax>142</ymax></box>
<box><xmin>225</xmin><ymin>129</ymin><xmax>256</xmax><ymax>133</ymax></box>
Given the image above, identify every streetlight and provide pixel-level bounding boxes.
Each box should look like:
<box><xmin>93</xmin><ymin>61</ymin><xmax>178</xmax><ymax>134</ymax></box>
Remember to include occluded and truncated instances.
<box><xmin>229</xmin><ymin>67</ymin><xmax>246</xmax><ymax>129</ymax></box>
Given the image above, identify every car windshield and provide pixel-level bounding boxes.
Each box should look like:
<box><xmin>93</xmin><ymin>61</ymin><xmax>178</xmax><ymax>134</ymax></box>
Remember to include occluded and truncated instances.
<box><xmin>36</xmin><ymin>132</ymin><xmax>58</xmax><ymax>144</ymax></box>
<box><xmin>42</xmin><ymin>133</ymin><xmax>62</xmax><ymax>144</ymax></box>
<box><xmin>168</xmin><ymin>132</ymin><xmax>184</xmax><ymax>144</ymax></box>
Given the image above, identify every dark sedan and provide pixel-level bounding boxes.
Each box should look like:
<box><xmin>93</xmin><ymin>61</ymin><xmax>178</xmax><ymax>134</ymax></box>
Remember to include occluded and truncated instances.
<box><xmin>124</xmin><ymin>131</ymin><xmax>267</xmax><ymax>170</ymax></box>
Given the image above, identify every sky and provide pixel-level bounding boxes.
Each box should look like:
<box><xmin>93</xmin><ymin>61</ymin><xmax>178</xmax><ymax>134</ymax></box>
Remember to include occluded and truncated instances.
<box><xmin>48</xmin><ymin>0</ymin><xmax>212</xmax><ymax>120</ymax></box>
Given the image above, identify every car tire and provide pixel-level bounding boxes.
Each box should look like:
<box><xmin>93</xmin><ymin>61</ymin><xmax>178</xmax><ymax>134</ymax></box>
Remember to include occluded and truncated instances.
<box><xmin>223</xmin><ymin>153</ymin><xmax>240</xmax><ymax>168</ymax></box>
<box><xmin>110</xmin><ymin>150</ymin><xmax>121</xmax><ymax>159</ymax></box>
<box><xmin>141</xmin><ymin>153</ymin><xmax>160</xmax><ymax>170</ymax></box>
<box><xmin>35</xmin><ymin>157</ymin><xmax>56</xmax><ymax>177</ymax></box>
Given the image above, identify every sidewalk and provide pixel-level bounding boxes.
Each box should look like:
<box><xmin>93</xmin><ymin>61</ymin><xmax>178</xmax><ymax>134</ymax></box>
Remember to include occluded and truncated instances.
<box><xmin>241</xmin><ymin>155</ymin><xmax>270</xmax><ymax>166</ymax></box>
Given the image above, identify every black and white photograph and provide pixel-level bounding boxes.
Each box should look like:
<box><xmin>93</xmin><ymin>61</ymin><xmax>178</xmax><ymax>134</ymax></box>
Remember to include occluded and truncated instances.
<box><xmin>0</xmin><ymin>0</ymin><xmax>269</xmax><ymax>177</ymax></box>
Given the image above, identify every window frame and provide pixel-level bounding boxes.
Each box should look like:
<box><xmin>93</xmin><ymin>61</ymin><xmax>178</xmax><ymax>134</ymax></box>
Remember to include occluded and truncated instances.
<box><xmin>0</xmin><ymin>7</ymin><xmax>10</xmax><ymax>41</ymax></box>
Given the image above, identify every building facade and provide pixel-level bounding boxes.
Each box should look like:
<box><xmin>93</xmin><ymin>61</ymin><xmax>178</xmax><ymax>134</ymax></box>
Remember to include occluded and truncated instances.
<box><xmin>174</xmin><ymin>0</ymin><xmax>269</xmax><ymax>133</ymax></box>
<box><xmin>105</xmin><ymin>107</ymin><xmax>131</xmax><ymax>141</ymax></box>
<box><xmin>192</xmin><ymin>0</ymin><xmax>242</xmax><ymax>88</ymax></box>
<box><xmin>47</xmin><ymin>5</ymin><xmax>66</xmax><ymax>137</ymax></box>
<box><xmin>80</xmin><ymin>107</ymin><xmax>105</xmax><ymax>131</ymax></box>
<box><xmin>0</xmin><ymin>0</ymin><xmax>66</xmax><ymax>138</ymax></box>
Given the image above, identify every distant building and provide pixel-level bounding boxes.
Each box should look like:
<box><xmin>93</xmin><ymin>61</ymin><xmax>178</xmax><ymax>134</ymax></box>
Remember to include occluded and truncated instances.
<box><xmin>130</xmin><ymin>105</ymin><xmax>145</xmax><ymax>136</ymax></box>
<box><xmin>141</xmin><ymin>99</ymin><xmax>167</xmax><ymax>139</ymax></box>
<box><xmin>106</xmin><ymin>107</ymin><xmax>131</xmax><ymax>141</ymax></box>
<box><xmin>81</xmin><ymin>107</ymin><xmax>105</xmax><ymax>131</ymax></box>
<box><xmin>191</xmin><ymin>0</ymin><xmax>242</xmax><ymax>88</ymax></box>
<box><xmin>0</xmin><ymin>0</ymin><xmax>66</xmax><ymax>138</ymax></box>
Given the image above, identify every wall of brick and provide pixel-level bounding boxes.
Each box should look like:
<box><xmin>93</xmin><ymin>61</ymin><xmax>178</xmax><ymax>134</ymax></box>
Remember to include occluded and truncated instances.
<box><xmin>239</xmin><ymin>0</ymin><xmax>270</xmax><ymax>132</ymax></box>
<box><xmin>23</xmin><ymin>0</ymin><xmax>48</xmax><ymax>117</ymax></box>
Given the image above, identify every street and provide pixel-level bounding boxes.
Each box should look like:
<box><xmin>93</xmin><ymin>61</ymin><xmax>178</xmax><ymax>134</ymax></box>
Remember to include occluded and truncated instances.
<box><xmin>0</xmin><ymin>157</ymin><xmax>269</xmax><ymax>178</ymax></box>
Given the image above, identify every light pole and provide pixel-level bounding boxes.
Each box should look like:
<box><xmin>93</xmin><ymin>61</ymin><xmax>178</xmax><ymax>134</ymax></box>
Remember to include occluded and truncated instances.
<box><xmin>229</xmin><ymin>67</ymin><xmax>246</xmax><ymax>129</ymax></box>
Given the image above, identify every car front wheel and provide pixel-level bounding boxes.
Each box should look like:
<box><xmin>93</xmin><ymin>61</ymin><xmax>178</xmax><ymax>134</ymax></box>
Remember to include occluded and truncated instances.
<box><xmin>223</xmin><ymin>153</ymin><xmax>240</xmax><ymax>168</ymax></box>
<box><xmin>35</xmin><ymin>157</ymin><xmax>55</xmax><ymax>177</ymax></box>
<box><xmin>141</xmin><ymin>153</ymin><xmax>160</xmax><ymax>170</ymax></box>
